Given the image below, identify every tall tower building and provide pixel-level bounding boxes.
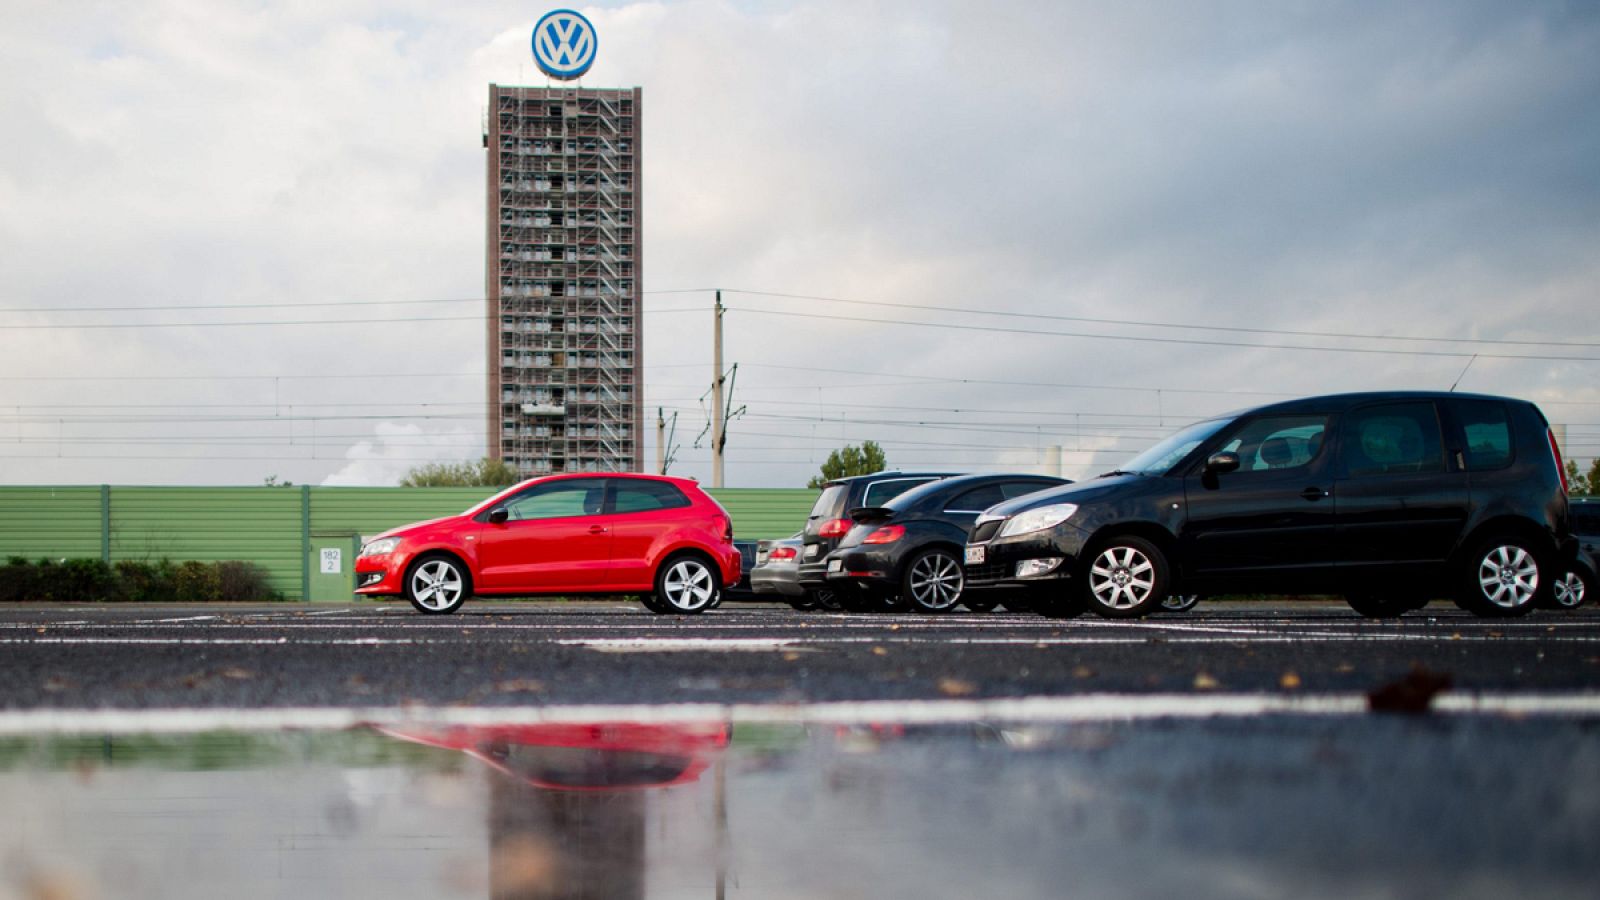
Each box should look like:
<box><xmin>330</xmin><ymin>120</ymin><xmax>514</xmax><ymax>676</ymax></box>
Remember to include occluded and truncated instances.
<box><xmin>484</xmin><ymin>85</ymin><xmax>643</xmax><ymax>475</ymax></box>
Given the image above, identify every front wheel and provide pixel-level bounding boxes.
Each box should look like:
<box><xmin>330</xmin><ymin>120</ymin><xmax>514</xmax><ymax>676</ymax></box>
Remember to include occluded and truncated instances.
<box><xmin>1459</xmin><ymin>537</ymin><xmax>1544</xmax><ymax>618</ymax></box>
<box><xmin>903</xmin><ymin>549</ymin><xmax>965</xmax><ymax>613</ymax></box>
<box><xmin>1345</xmin><ymin>592</ymin><xmax>1412</xmax><ymax>619</ymax></box>
<box><xmin>653</xmin><ymin>556</ymin><xmax>721</xmax><ymax>615</ymax></box>
<box><xmin>787</xmin><ymin>591</ymin><xmax>822</xmax><ymax>611</ymax></box>
<box><xmin>405</xmin><ymin>554</ymin><xmax>470</xmax><ymax>615</ymax></box>
<box><xmin>1081</xmin><ymin>537</ymin><xmax>1168</xmax><ymax>618</ymax></box>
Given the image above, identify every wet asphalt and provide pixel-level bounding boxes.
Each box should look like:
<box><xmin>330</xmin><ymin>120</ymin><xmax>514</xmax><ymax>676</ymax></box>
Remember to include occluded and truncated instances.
<box><xmin>2</xmin><ymin>599</ymin><xmax>1597</xmax><ymax>709</ymax></box>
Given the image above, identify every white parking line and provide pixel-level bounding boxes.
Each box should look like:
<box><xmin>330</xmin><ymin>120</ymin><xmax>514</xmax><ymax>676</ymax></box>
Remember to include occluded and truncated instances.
<box><xmin>0</xmin><ymin>691</ymin><xmax>1597</xmax><ymax>735</ymax></box>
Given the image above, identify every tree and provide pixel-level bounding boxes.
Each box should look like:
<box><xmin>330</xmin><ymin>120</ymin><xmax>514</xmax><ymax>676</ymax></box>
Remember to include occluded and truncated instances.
<box><xmin>1569</xmin><ymin>458</ymin><xmax>1600</xmax><ymax>496</ymax></box>
<box><xmin>401</xmin><ymin>457</ymin><xmax>521</xmax><ymax>488</ymax></box>
<box><xmin>807</xmin><ymin>441</ymin><xmax>887</xmax><ymax>489</ymax></box>
<box><xmin>262</xmin><ymin>475</ymin><xmax>293</xmax><ymax>487</ymax></box>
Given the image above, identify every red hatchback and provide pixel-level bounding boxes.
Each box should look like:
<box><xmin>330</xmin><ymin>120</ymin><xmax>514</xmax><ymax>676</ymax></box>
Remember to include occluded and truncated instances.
<box><xmin>355</xmin><ymin>473</ymin><xmax>741</xmax><ymax>615</ymax></box>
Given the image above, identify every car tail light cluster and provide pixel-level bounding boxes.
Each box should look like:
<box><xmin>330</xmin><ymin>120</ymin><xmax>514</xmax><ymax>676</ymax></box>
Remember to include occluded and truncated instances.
<box><xmin>862</xmin><ymin>525</ymin><xmax>905</xmax><ymax>544</ymax></box>
<box><xmin>716</xmin><ymin>515</ymin><xmax>733</xmax><ymax>543</ymax></box>
<box><xmin>1548</xmin><ymin>428</ymin><xmax>1569</xmax><ymax>494</ymax></box>
<box><xmin>818</xmin><ymin>518</ymin><xmax>852</xmax><ymax>538</ymax></box>
<box><xmin>768</xmin><ymin>546</ymin><xmax>798</xmax><ymax>561</ymax></box>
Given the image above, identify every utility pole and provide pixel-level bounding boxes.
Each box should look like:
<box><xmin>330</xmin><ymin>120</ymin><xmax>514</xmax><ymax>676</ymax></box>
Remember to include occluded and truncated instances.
<box><xmin>711</xmin><ymin>290</ymin><xmax>725</xmax><ymax>488</ymax></box>
<box><xmin>656</xmin><ymin>407</ymin><xmax>666</xmax><ymax>475</ymax></box>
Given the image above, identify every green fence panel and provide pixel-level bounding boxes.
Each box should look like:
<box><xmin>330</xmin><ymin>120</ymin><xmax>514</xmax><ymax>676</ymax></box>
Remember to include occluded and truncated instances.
<box><xmin>707</xmin><ymin>488</ymin><xmax>817</xmax><ymax>540</ymax></box>
<box><xmin>109</xmin><ymin>488</ymin><xmax>305</xmax><ymax>597</ymax></box>
<box><xmin>309</xmin><ymin>487</ymin><xmax>490</xmax><ymax>538</ymax></box>
<box><xmin>0</xmin><ymin>486</ymin><xmax>103</xmax><ymax>561</ymax></box>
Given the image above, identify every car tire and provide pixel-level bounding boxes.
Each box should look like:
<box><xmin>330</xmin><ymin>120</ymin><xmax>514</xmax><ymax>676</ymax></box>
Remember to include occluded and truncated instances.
<box><xmin>836</xmin><ymin>585</ymin><xmax>879</xmax><ymax>613</ymax></box>
<box><xmin>814</xmin><ymin>588</ymin><xmax>843</xmax><ymax>611</ymax></box>
<box><xmin>1160</xmin><ymin>594</ymin><xmax>1201</xmax><ymax>613</ymax></box>
<box><xmin>903</xmin><ymin>548</ymin><xmax>965</xmax><ymax>614</ymax></box>
<box><xmin>404</xmin><ymin>553</ymin><xmax>471</xmax><ymax>615</ymax></box>
<box><xmin>787</xmin><ymin>591</ymin><xmax>822</xmax><ymax>612</ymax></box>
<box><xmin>640</xmin><ymin>591</ymin><xmax>671</xmax><ymax>613</ymax></box>
<box><xmin>1344</xmin><ymin>592</ymin><xmax>1412</xmax><ymax>618</ymax></box>
<box><xmin>652</xmin><ymin>554</ymin><xmax>721</xmax><ymax>615</ymax></box>
<box><xmin>1549</xmin><ymin>568</ymin><xmax>1592</xmax><ymax>610</ymax></box>
<box><xmin>1458</xmin><ymin>535</ymin><xmax>1545</xmax><ymax>618</ymax></box>
<box><xmin>1080</xmin><ymin>536</ymin><xmax>1169</xmax><ymax>619</ymax></box>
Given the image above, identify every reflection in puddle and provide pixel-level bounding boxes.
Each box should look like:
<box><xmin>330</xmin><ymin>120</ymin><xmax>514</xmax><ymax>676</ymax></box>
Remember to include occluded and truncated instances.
<box><xmin>1</xmin><ymin>716</ymin><xmax>1597</xmax><ymax>898</ymax></box>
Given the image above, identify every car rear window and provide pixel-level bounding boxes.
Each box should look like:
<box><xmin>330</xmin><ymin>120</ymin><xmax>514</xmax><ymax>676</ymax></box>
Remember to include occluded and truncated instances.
<box><xmin>810</xmin><ymin>484</ymin><xmax>847</xmax><ymax>518</ymax></box>
<box><xmin>945</xmin><ymin>483</ymin><xmax>1006</xmax><ymax>512</ymax></box>
<box><xmin>1454</xmin><ymin>400</ymin><xmax>1514</xmax><ymax>471</ymax></box>
<box><xmin>862</xmin><ymin>478</ymin><xmax>934</xmax><ymax>508</ymax></box>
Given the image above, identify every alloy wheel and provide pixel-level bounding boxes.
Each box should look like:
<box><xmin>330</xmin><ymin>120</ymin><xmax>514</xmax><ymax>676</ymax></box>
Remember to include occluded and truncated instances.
<box><xmin>1476</xmin><ymin>545</ymin><xmax>1539</xmax><ymax>610</ymax></box>
<box><xmin>661</xmin><ymin>559</ymin><xmax>717</xmax><ymax>612</ymax></box>
<box><xmin>907</xmin><ymin>551</ymin><xmax>963</xmax><ymax>611</ymax></box>
<box><xmin>1552</xmin><ymin>570</ymin><xmax>1586</xmax><ymax>609</ymax></box>
<box><xmin>1088</xmin><ymin>546</ymin><xmax>1156</xmax><ymax>611</ymax></box>
<box><xmin>410</xmin><ymin>559</ymin><xmax>465</xmax><ymax>612</ymax></box>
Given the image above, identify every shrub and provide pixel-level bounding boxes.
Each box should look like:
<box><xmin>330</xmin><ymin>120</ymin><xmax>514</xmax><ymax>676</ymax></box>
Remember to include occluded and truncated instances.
<box><xmin>215</xmin><ymin>560</ymin><xmax>278</xmax><ymax>602</ymax></box>
<box><xmin>57</xmin><ymin>559</ymin><xmax>123</xmax><ymax>603</ymax></box>
<box><xmin>171</xmin><ymin>560</ymin><xmax>222</xmax><ymax>603</ymax></box>
<box><xmin>114</xmin><ymin>559</ymin><xmax>176</xmax><ymax>603</ymax></box>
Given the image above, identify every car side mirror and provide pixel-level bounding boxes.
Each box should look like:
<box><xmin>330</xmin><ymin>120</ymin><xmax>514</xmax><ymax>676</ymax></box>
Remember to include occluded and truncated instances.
<box><xmin>1205</xmin><ymin>452</ymin><xmax>1241</xmax><ymax>475</ymax></box>
<box><xmin>488</xmin><ymin>507</ymin><xmax>509</xmax><ymax>524</ymax></box>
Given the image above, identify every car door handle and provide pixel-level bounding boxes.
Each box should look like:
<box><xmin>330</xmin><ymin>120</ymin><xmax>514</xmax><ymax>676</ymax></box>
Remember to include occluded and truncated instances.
<box><xmin>588</xmin><ymin>525</ymin><xmax>608</xmax><ymax>534</ymax></box>
<box><xmin>1301</xmin><ymin>487</ymin><xmax>1329</xmax><ymax>501</ymax></box>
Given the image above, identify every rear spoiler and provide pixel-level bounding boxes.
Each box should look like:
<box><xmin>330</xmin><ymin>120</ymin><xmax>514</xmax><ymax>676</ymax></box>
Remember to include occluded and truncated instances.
<box><xmin>849</xmin><ymin>506</ymin><xmax>895</xmax><ymax>524</ymax></box>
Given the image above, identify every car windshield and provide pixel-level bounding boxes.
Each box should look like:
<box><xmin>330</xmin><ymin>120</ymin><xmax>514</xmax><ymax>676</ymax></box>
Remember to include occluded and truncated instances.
<box><xmin>1116</xmin><ymin>417</ymin><xmax>1231</xmax><ymax>476</ymax></box>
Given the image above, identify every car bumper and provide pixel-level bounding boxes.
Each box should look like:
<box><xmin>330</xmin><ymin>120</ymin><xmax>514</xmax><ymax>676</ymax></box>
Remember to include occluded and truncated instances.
<box><xmin>354</xmin><ymin>553</ymin><xmax>407</xmax><ymax>596</ymax></box>
<box><xmin>963</xmin><ymin>523</ymin><xmax>1088</xmax><ymax>588</ymax></box>
<box><xmin>750</xmin><ymin>566</ymin><xmax>806</xmax><ymax>597</ymax></box>
<box><xmin>823</xmin><ymin>547</ymin><xmax>896</xmax><ymax>589</ymax></box>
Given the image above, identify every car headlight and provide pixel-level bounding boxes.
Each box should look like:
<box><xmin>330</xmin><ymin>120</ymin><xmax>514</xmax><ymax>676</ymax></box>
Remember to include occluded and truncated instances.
<box><xmin>996</xmin><ymin>504</ymin><xmax>1079</xmax><ymax>539</ymax></box>
<box><xmin>360</xmin><ymin>537</ymin><xmax>400</xmax><ymax>557</ymax></box>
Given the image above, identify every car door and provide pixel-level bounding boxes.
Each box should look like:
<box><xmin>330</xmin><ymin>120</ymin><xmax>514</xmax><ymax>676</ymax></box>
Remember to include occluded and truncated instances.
<box><xmin>604</xmin><ymin>478</ymin><xmax>696</xmax><ymax>589</ymax></box>
<box><xmin>1333</xmin><ymin>400</ymin><xmax>1468</xmax><ymax>582</ymax></box>
<box><xmin>1180</xmin><ymin>414</ymin><xmax>1337</xmax><ymax>587</ymax></box>
<box><xmin>474</xmin><ymin>478</ymin><xmax>611</xmax><ymax>591</ymax></box>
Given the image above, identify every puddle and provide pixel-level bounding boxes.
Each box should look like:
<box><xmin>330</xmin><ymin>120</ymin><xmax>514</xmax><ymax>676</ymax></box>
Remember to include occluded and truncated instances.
<box><xmin>1</xmin><ymin>715</ymin><xmax>1597</xmax><ymax>899</ymax></box>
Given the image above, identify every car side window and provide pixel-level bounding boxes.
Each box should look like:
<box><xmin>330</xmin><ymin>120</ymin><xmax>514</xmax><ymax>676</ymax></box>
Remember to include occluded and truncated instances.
<box><xmin>1212</xmin><ymin>415</ymin><xmax>1328</xmax><ymax>473</ymax></box>
<box><xmin>1453</xmin><ymin>399</ymin><xmax>1514</xmax><ymax>471</ymax></box>
<box><xmin>1571</xmin><ymin>505</ymin><xmax>1600</xmax><ymax>535</ymax></box>
<box><xmin>503</xmin><ymin>478</ymin><xmax>607</xmax><ymax>520</ymax></box>
<box><xmin>611</xmin><ymin>480</ymin><xmax>691</xmax><ymax>514</ymax></box>
<box><xmin>1000</xmin><ymin>480</ymin><xmax>1056</xmax><ymax>500</ymax></box>
<box><xmin>944</xmin><ymin>484</ymin><xmax>1006</xmax><ymax>513</ymax></box>
<box><xmin>1340</xmin><ymin>402</ymin><xmax>1445</xmax><ymax>478</ymax></box>
<box><xmin>863</xmin><ymin>478</ymin><xmax>933</xmax><ymax>507</ymax></box>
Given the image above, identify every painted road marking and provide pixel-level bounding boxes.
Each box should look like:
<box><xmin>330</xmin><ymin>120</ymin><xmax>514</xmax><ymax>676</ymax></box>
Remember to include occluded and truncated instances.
<box><xmin>0</xmin><ymin>692</ymin><xmax>1597</xmax><ymax>735</ymax></box>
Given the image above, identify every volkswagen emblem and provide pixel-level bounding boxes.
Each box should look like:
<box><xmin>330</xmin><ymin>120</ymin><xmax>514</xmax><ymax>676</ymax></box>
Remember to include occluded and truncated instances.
<box><xmin>532</xmin><ymin>9</ymin><xmax>598</xmax><ymax>81</ymax></box>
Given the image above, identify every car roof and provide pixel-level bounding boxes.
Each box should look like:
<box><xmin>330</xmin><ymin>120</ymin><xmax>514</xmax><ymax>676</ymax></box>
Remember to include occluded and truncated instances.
<box><xmin>1218</xmin><ymin>390</ymin><xmax>1532</xmax><ymax>419</ymax></box>
<box><xmin>822</xmin><ymin>471</ymin><xmax>962</xmax><ymax>488</ymax></box>
<box><xmin>885</xmin><ymin>472</ymin><xmax>1069</xmax><ymax>507</ymax></box>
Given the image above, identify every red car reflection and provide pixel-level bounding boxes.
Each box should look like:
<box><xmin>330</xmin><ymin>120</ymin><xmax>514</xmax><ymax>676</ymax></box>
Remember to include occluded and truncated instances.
<box><xmin>378</xmin><ymin>722</ymin><xmax>732</xmax><ymax>791</ymax></box>
<box><xmin>354</xmin><ymin>473</ymin><xmax>741</xmax><ymax>615</ymax></box>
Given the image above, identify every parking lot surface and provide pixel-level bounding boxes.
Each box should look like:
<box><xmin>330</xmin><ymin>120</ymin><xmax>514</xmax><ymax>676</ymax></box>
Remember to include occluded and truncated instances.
<box><xmin>2</xmin><ymin>600</ymin><xmax>1597</xmax><ymax>712</ymax></box>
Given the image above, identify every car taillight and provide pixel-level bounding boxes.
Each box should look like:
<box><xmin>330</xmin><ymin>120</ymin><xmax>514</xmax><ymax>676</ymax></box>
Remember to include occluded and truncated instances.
<box><xmin>718</xmin><ymin>516</ymin><xmax>734</xmax><ymax>543</ymax></box>
<box><xmin>1548</xmin><ymin>428</ymin><xmax>1568</xmax><ymax>494</ymax></box>
<box><xmin>862</xmin><ymin>525</ymin><xmax>905</xmax><ymax>544</ymax></box>
<box><xmin>769</xmin><ymin>546</ymin><xmax>798</xmax><ymax>561</ymax></box>
<box><xmin>818</xmin><ymin>518</ymin><xmax>851</xmax><ymax>538</ymax></box>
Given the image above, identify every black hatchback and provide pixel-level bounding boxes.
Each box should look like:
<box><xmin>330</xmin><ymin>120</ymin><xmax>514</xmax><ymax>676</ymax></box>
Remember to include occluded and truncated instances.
<box><xmin>965</xmin><ymin>391</ymin><xmax>1575</xmax><ymax>619</ymax></box>
<box><xmin>825</xmin><ymin>473</ymin><xmax>1070</xmax><ymax>613</ymax></box>
<box><xmin>798</xmin><ymin>472</ymin><xmax>960</xmax><ymax>596</ymax></box>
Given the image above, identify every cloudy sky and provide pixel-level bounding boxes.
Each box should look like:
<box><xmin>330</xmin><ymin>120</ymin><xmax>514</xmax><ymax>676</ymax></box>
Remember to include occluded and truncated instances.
<box><xmin>1</xmin><ymin>0</ymin><xmax>1597</xmax><ymax>488</ymax></box>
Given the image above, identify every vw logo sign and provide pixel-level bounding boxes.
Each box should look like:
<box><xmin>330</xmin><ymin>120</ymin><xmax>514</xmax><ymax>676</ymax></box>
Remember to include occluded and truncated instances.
<box><xmin>532</xmin><ymin>9</ymin><xmax>598</xmax><ymax>81</ymax></box>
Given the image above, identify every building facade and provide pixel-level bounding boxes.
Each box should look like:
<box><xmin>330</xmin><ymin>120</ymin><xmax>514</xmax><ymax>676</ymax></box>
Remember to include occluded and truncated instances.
<box><xmin>485</xmin><ymin>85</ymin><xmax>643</xmax><ymax>475</ymax></box>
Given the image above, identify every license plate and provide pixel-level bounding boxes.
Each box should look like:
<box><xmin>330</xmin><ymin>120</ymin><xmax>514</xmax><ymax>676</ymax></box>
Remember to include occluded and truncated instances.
<box><xmin>964</xmin><ymin>546</ymin><xmax>986</xmax><ymax>565</ymax></box>
<box><xmin>827</xmin><ymin>558</ymin><xmax>843</xmax><ymax>573</ymax></box>
<box><xmin>804</xmin><ymin>544</ymin><xmax>820</xmax><ymax>560</ymax></box>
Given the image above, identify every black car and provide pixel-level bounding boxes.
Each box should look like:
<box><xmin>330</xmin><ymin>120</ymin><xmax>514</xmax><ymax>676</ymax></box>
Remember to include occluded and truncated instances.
<box><xmin>1554</xmin><ymin>497</ymin><xmax>1598</xmax><ymax>608</ymax></box>
<box><xmin>965</xmin><ymin>391</ymin><xmax>1575</xmax><ymax>619</ymax></box>
<box><xmin>825</xmin><ymin>473</ymin><xmax>1070</xmax><ymax>613</ymax></box>
<box><xmin>797</xmin><ymin>471</ymin><xmax>961</xmax><ymax>597</ymax></box>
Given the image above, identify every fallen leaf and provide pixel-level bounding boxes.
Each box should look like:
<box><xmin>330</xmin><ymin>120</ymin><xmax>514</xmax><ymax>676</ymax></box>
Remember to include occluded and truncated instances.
<box><xmin>1072</xmin><ymin>665</ymin><xmax>1095</xmax><ymax>679</ymax></box>
<box><xmin>1368</xmin><ymin>666</ymin><xmax>1453</xmax><ymax>714</ymax></box>
<box><xmin>1280</xmin><ymin>672</ymin><xmax>1302</xmax><ymax>689</ymax></box>
<box><xmin>494</xmin><ymin>679</ymin><xmax>544</xmax><ymax>693</ymax></box>
<box><xmin>782</xmin><ymin>652</ymin><xmax>801</xmax><ymax>662</ymax></box>
<box><xmin>220</xmin><ymin>667</ymin><xmax>254</xmax><ymax>680</ymax></box>
<box><xmin>871</xmin><ymin>646</ymin><xmax>888</xmax><ymax>656</ymax></box>
<box><xmin>1193</xmin><ymin>672</ymin><xmax>1220</xmax><ymax>690</ymax></box>
<box><xmin>938</xmin><ymin>678</ymin><xmax>977</xmax><ymax>697</ymax></box>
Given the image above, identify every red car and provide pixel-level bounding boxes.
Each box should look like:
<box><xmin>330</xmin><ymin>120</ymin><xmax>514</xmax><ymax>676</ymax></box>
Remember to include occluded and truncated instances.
<box><xmin>355</xmin><ymin>473</ymin><xmax>741</xmax><ymax>615</ymax></box>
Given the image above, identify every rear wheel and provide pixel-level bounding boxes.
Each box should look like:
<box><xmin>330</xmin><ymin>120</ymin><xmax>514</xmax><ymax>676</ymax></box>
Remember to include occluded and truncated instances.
<box><xmin>1081</xmin><ymin>537</ymin><xmax>1168</xmax><ymax>618</ymax></box>
<box><xmin>405</xmin><ymin>554</ymin><xmax>470</xmax><ymax>615</ymax></box>
<box><xmin>1550</xmin><ymin>568</ymin><xmax>1591</xmax><ymax>609</ymax></box>
<box><xmin>787</xmin><ymin>591</ymin><xmax>821</xmax><ymax>611</ymax></box>
<box><xmin>813</xmin><ymin>588</ymin><xmax>843</xmax><ymax>611</ymax></box>
<box><xmin>653</xmin><ymin>555</ymin><xmax>720</xmax><ymax>615</ymax></box>
<box><xmin>903</xmin><ymin>549</ymin><xmax>964</xmax><ymax>613</ymax></box>
<box><xmin>1458</xmin><ymin>536</ymin><xmax>1544</xmax><ymax>618</ymax></box>
<box><xmin>1160</xmin><ymin>594</ymin><xmax>1201</xmax><ymax>613</ymax></box>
